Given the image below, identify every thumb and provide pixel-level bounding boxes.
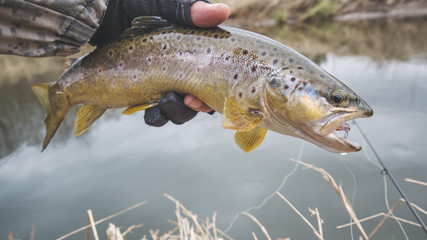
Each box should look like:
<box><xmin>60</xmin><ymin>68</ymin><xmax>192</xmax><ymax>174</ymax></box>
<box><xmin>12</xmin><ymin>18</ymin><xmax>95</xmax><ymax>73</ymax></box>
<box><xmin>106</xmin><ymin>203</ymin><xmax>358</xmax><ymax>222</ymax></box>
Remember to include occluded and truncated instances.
<box><xmin>191</xmin><ymin>1</ymin><xmax>230</xmax><ymax>28</ymax></box>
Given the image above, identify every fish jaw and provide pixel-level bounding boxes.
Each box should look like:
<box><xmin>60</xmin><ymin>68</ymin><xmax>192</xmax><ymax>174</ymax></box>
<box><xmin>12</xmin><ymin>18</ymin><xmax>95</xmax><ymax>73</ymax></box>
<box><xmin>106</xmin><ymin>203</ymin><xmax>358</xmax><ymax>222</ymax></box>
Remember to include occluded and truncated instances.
<box><xmin>303</xmin><ymin>100</ymin><xmax>373</xmax><ymax>153</ymax></box>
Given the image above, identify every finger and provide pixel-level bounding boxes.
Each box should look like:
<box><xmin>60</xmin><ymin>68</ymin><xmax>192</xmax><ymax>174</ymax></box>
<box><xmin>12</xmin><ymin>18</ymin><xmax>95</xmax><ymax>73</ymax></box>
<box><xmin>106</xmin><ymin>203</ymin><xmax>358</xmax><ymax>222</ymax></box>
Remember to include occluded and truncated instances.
<box><xmin>184</xmin><ymin>95</ymin><xmax>213</xmax><ymax>113</ymax></box>
<box><xmin>144</xmin><ymin>106</ymin><xmax>169</xmax><ymax>127</ymax></box>
<box><xmin>191</xmin><ymin>1</ymin><xmax>230</xmax><ymax>28</ymax></box>
<box><xmin>159</xmin><ymin>92</ymin><xmax>198</xmax><ymax>124</ymax></box>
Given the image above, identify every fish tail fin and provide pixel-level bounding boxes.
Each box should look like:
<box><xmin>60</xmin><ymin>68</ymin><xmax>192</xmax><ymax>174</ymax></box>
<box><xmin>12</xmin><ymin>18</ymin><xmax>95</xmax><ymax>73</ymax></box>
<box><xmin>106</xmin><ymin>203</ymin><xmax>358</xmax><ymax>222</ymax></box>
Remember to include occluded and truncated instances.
<box><xmin>32</xmin><ymin>83</ymin><xmax>68</xmax><ymax>151</ymax></box>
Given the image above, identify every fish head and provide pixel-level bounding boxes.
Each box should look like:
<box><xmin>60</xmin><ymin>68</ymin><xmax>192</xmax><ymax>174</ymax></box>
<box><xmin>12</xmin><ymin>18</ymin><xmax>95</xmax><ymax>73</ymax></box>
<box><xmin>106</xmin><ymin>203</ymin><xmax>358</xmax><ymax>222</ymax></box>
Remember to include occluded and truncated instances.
<box><xmin>263</xmin><ymin>65</ymin><xmax>373</xmax><ymax>153</ymax></box>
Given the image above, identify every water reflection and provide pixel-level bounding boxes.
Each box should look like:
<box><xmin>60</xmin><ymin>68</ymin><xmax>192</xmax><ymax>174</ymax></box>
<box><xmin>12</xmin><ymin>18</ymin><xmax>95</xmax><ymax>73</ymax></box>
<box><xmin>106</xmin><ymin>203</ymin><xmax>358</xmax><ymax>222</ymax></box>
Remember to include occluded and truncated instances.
<box><xmin>0</xmin><ymin>18</ymin><xmax>426</xmax><ymax>239</ymax></box>
<box><xmin>241</xmin><ymin>17</ymin><xmax>427</xmax><ymax>62</ymax></box>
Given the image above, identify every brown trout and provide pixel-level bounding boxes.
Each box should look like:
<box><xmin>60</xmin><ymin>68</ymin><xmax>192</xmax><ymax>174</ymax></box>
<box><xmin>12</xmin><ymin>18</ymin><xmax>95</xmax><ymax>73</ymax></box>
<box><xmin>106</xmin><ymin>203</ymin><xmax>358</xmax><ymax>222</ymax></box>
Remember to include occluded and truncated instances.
<box><xmin>32</xmin><ymin>17</ymin><xmax>373</xmax><ymax>153</ymax></box>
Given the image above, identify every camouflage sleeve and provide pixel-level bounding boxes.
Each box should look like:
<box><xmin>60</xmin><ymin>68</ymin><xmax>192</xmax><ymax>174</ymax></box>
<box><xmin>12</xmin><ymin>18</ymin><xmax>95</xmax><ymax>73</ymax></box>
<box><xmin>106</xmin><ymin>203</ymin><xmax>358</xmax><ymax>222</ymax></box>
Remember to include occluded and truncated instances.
<box><xmin>0</xmin><ymin>0</ymin><xmax>107</xmax><ymax>57</ymax></box>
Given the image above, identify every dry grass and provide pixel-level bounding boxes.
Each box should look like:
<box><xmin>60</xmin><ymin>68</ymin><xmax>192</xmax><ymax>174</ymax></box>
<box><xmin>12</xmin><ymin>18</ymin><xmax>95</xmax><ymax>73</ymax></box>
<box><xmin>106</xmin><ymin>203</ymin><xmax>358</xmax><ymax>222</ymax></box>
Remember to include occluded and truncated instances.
<box><xmin>289</xmin><ymin>159</ymin><xmax>427</xmax><ymax>240</ymax></box>
<box><xmin>8</xmin><ymin>161</ymin><xmax>426</xmax><ymax>240</ymax></box>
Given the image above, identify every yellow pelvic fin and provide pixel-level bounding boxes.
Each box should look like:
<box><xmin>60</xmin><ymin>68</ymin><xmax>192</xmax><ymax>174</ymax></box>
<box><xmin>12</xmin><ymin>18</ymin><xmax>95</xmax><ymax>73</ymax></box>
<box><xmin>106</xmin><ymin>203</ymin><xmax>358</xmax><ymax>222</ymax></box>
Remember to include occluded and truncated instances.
<box><xmin>122</xmin><ymin>103</ymin><xmax>158</xmax><ymax>115</ymax></box>
<box><xmin>74</xmin><ymin>105</ymin><xmax>106</xmax><ymax>136</ymax></box>
<box><xmin>222</xmin><ymin>98</ymin><xmax>263</xmax><ymax>132</ymax></box>
<box><xmin>234</xmin><ymin>127</ymin><xmax>268</xmax><ymax>153</ymax></box>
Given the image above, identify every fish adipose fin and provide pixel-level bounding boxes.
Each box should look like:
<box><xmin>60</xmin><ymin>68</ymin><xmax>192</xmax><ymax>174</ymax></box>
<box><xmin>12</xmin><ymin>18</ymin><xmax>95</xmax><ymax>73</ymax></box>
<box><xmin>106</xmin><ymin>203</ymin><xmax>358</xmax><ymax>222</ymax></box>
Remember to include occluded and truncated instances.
<box><xmin>222</xmin><ymin>98</ymin><xmax>264</xmax><ymax>132</ymax></box>
<box><xmin>121</xmin><ymin>16</ymin><xmax>176</xmax><ymax>39</ymax></box>
<box><xmin>122</xmin><ymin>103</ymin><xmax>159</xmax><ymax>115</ymax></box>
<box><xmin>234</xmin><ymin>127</ymin><xmax>268</xmax><ymax>153</ymax></box>
<box><xmin>32</xmin><ymin>83</ymin><xmax>69</xmax><ymax>151</ymax></box>
<box><xmin>74</xmin><ymin>105</ymin><xmax>106</xmax><ymax>136</ymax></box>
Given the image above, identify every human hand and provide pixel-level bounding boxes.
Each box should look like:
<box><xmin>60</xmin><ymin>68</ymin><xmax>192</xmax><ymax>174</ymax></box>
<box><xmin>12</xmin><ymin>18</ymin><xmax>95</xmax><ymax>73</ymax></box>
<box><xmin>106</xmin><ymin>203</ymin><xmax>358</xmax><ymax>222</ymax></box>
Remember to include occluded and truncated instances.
<box><xmin>145</xmin><ymin>1</ymin><xmax>230</xmax><ymax>127</ymax></box>
<box><xmin>90</xmin><ymin>0</ymin><xmax>230</xmax><ymax>126</ymax></box>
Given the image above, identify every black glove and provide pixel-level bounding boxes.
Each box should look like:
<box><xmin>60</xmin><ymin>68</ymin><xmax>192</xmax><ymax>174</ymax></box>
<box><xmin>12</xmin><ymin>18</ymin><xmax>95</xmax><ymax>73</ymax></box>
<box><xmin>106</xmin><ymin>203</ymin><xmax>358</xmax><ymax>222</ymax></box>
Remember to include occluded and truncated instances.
<box><xmin>90</xmin><ymin>0</ymin><xmax>210</xmax><ymax>47</ymax></box>
<box><xmin>144</xmin><ymin>92</ymin><xmax>198</xmax><ymax>127</ymax></box>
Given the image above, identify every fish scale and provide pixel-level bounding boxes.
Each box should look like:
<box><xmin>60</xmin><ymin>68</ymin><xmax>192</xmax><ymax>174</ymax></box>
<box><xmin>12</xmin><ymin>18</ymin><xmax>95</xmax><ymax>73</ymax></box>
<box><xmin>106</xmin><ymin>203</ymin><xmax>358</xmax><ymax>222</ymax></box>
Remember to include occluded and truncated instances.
<box><xmin>32</xmin><ymin>16</ymin><xmax>373</xmax><ymax>153</ymax></box>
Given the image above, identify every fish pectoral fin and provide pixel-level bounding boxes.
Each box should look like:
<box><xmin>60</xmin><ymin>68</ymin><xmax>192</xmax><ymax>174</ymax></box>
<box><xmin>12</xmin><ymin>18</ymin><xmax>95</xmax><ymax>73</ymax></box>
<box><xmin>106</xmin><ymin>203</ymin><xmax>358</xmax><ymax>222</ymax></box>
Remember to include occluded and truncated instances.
<box><xmin>122</xmin><ymin>103</ymin><xmax>158</xmax><ymax>115</ymax></box>
<box><xmin>234</xmin><ymin>127</ymin><xmax>268</xmax><ymax>153</ymax></box>
<box><xmin>121</xmin><ymin>16</ymin><xmax>176</xmax><ymax>39</ymax></box>
<box><xmin>74</xmin><ymin>105</ymin><xmax>106</xmax><ymax>136</ymax></box>
<box><xmin>222</xmin><ymin>98</ymin><xmax>264</xmax><ymax>132</ymax></box>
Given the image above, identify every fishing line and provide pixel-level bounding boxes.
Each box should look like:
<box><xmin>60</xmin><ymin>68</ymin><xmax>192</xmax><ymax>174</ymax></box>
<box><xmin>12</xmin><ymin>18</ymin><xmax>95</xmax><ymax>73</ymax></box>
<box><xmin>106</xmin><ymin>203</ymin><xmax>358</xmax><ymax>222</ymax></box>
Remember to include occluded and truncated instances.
<box><xmin>383</xmin><ymin>172</ymin><xmax>409</xmax><ymax>240</ymax></box>
<box><xmin>340</xmin><ymin>154</ymin><xmax>357</xmax><ymax>240</ymax></box>
<box><xmin>359</xmin><ymin>129</ymin><xmax>409</xmax><ymax>238</ymax></box>
<box><xmin>224</xmin><ymin>141</ymin><xmax>305</xmax><ymax>233</ymax></box>
<box><xmin>353</xmin><ymin>120</ymin><xmax>427</xmax><ymax>235</ymax></box>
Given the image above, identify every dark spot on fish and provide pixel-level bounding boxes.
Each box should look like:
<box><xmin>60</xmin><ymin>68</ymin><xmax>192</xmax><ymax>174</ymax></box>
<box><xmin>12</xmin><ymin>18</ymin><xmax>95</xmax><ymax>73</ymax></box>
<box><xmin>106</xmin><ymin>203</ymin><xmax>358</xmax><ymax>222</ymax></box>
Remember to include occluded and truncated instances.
<box><xmin>177</xmin><ymin>35</ymin><xmax>181</xmax><ymax>40</ymax></box>
<box><xmin>207</xmin><ymin>48</ymin><xmax>211</xmax><ymax>54</ymax></box>
<box><xmin>269</xmin><ymin>78</ymin><xmax>279</xmax><ymax>88</ymax></box>
<box><xmin>303</xmin><ymin>82</ymin><xmax>308</xmax><ymax>86</ymax></box>
<box><xmin>161</xmin><ymin>31</ymin><xmax>166</xmax><ymax>34</ymax></box>
<box><xmin>320</xmin><ymin>74</ymin><xmax>325</xmax><ymax>78</ymax></box>
<box><xmin>150</xmin><ymin>36</ymin><xmax>154</xmax><ymax>40</ymax></box>
<box><xmin>196</xmin><ymin>36</ymin><xmax>201</xmax><ymax>41</ymax></box>
<box><xmin>273</xmin><ymin>59</ymin><xmax>278</xmax><ymax>65</ymax></box>
<box><xmin>179</xmin><ymin>52</ymin><xmax>183</xmax><ymax>56</ymax></box>
<box><xmin>251</xmin><ymin>65</ymin><xmax>257</xmax><ymax>72</ymax></box>
<box><xmin>190</xmin><ymin>30</ymin><xmax>195</xmax><ymax>34</ymax></box>
<box><xmin>251</xmin><ymin>87</ymin><xmax>256</xmax><ymax>93</ymax></box>
<box><xmin>231</xmin><ymin>38</ymin><xmax>236</xmax><ymax>42</ymax></box>
<box><xmin>242</xmin><ymin>49</ymin><xmax>248</xmax><ymax>55</ymax></box>
<box><xmin>119</xmin><ymin>62</ymin><xmax>124</xmax><ymax>67</ymax></box>
<box><xmin>129</xmin><ymin>45</ymin><xmax>133</xmax><ymax>51</ymax></box>
<box><xmin>108</xmin><ymin>51</ymin><xmax>113</xmax><ymax>57</ymax></box>
<box><xmin>290</xmin><ymin>70</ymin><xmax>294</xmax><ymax>74</ymax></box>
<box><xmin>299</xmin><ymin>86</ymin><xmax>303</xmax><ymax>91</ymax></box>
<box><xmin>284</xmin><ymin>85</ymin><xmax>289</xmax><ymax>90</ymax></box>
<box><xmin>133</xmin><ymin>74</ymin><xmax>137</xmax><ymax>79</ymax></box>
<box><xmin>225</xmin><ymin>56</ymin><xmax>230</xmax><ymax>61</ymax></box>
<box><xmin>291</xmin><ymin>77</ymin><xmax>296</xmax><ymax>82</ymax></box>
<box><xmin>143</xmin><ymin>38</ymin><xmax>147</xmax><ymax>42</ymax></box>
<box><xmin>261</xmin><ymin>51</ymin><xmax>267</xmax><ymax>56</ymax></box>
<box><xmin>163</xmin><ymin>45</ymin><xmax>167</xmax><ymax>50</ymax></box>
<box><xmin>289</xmin><ymin>58</ymin><xmax>294</xmax><ymax>63</ymax></box>
<box><xmin>214</xmin><ymin>34</ymin><xmax>219</xmax><ymax>39</ymax></box>
<box><xmin>98</xmin><ymin>67</ymin><xmax>103</xmax><ymax>73</ymax></box>
<box><xmin>162</xmin><ymin>66</ymin><xmax>166</xmax><ymax>71</ymax></box>
<box><xmin>298</xmin><ymin>66</ymin><xmax>303</xmax><ymax>70</ymax></box>
<box><xmin>179</xmin><ymin>74</ymin><xmax>183</xmax><ymax>78</ymax></box>
<box><xmin>234</xmin><ymin>74</ymin><xmax>238</xmax><ymax>80</ymax></box>
<box><xmin>239</xmin><ymin>92</ymin><xmax>243</xmax><ymax>98</ymax></box>
<box><xmin>169</xmin><ymin>30</ymin><xmax>173</xmax><ymax>33</ymax></box>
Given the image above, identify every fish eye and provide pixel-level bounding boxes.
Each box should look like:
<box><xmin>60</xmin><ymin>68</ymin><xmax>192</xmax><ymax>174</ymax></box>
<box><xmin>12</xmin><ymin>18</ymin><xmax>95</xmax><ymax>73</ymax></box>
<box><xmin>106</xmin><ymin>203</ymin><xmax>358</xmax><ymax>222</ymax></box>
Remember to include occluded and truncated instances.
<box><xmin>330</xmin><ymin>91</ymin><xmax>347</xmax><ymax>106</ymax></box>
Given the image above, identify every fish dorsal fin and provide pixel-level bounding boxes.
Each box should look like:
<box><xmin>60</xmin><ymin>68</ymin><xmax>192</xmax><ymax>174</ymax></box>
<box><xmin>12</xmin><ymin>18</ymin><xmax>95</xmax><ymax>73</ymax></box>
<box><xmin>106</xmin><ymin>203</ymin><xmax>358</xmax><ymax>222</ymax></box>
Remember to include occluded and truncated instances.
<box><xmin>74</xmin><ymin>105</ymin><xmax>106</xmax><ymax>136</ymax></box>
<box><xmin>222</xmin><ymin>98</ymin><xmax>264</xmax><ymax>132</ymax></box>
<box><xmin>234</xmin><ymin>126</ymin><xmax>268</xmax><ymax>153</ymax></box>
<box><xmin>120</xmin><ymin>16</ymin><xmax>176</xmax><ymax>39</ymax></box>
<box><xmin>122</xmin><ymin>103</ymin><xmax>158</xmax><ymax>115</ymax></box>
<box><xmin>64</xmin><ymin>58</ymin><xmax>78</xmax><ymax>70</ymax></box>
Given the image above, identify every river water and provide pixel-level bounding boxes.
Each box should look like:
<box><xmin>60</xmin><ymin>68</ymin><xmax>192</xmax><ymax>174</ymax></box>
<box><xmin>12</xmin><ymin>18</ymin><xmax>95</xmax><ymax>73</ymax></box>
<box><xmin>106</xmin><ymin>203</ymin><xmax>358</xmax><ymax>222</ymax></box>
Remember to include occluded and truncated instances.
<box><xmin>1</xmin><ymin>18</ymin><xmax>426</xmax><ymax>239</ymax></box>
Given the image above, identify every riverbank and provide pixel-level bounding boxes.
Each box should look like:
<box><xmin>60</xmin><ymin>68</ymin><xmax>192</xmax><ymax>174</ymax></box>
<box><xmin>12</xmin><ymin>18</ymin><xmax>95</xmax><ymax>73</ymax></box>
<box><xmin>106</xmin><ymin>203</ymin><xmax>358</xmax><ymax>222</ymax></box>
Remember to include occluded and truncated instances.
<box><xmin>213</xmin><ymin>0</ymin><xmax>427</xmax><ymax>24</ymax></box>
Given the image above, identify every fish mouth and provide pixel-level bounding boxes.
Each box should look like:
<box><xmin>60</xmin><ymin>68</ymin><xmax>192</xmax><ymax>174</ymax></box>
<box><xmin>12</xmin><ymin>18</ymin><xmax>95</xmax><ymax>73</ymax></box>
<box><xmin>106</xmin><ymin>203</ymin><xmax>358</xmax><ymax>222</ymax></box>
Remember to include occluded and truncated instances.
<box><xmin>309</xmin><ymin>107</ymin><xmax>373</xmax><ymax>153</ymax></box>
